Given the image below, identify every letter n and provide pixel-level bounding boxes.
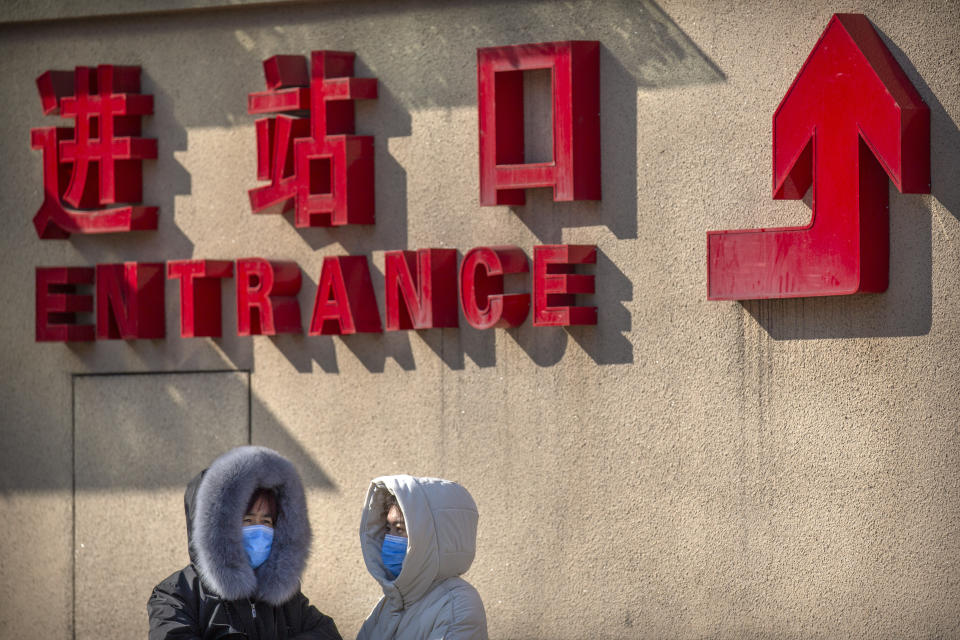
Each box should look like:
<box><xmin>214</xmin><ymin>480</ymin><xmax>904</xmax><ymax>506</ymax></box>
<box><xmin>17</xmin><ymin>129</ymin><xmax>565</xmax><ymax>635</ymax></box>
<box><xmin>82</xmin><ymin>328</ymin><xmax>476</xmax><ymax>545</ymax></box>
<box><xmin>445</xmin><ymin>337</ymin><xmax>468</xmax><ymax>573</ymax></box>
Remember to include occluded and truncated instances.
<box><xmin>385</xmin><ymin>249</ymin><xmax>458</xmax><ymax>331</ymax></box>
<box><xmin>96</xmin><ymin>262</ymin><xmax>165</xmax><ymax>339</ymax></box>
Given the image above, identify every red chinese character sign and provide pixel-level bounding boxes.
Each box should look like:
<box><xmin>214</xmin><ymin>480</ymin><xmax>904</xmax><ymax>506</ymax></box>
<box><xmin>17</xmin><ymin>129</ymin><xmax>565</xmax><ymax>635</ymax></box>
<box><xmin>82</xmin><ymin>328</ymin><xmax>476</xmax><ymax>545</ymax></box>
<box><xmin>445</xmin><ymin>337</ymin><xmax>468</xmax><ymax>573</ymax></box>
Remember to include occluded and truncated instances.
<box><xmin>707</xmin><ymin>14</ymin><xmax>930</xmax><ymax>300</ymax></box>
<box><xmin>248</xmin><ymin>51</ymin><xmax>378</xmax><ymax>227</ymax></box>
<box><xmin>477</xmin><ymin>40</ymin><xmax>601</xmax><ymax>206</ymax></box>
<box><xmin>33</xmin><ymin>42</ymin><xmax>609</xmax><ymax>344</ymax></box>
<box><xmin>31</xmin><ymin>65</ymin><xmax>158</xmax><ymax>239</ymax></box>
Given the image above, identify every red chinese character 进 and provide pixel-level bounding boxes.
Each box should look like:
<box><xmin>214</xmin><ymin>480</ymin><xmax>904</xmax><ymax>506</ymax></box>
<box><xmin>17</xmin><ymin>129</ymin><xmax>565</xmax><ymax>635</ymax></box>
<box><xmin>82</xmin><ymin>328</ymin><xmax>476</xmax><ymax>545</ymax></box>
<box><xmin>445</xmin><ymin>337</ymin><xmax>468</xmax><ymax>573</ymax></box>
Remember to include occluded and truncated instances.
<box><xmin>248</xmin><ymin>51</ymin><xmax>378</xmax><ymax>227</ymax></box>
<box><xmin>31</xmin><ymin>65</ymin><xmax>158</xmax><ymax>239</ymax></box>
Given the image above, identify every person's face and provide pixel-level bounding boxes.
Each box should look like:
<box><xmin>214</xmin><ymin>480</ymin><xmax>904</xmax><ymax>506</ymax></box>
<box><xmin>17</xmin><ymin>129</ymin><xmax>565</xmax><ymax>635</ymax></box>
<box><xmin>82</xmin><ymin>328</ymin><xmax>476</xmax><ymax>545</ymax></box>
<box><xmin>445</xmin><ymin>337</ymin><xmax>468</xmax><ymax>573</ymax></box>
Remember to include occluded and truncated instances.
<box><xmin>386</xmin><ymin>504</ymin><xmax>406</xmax><ymax>538</ymax></box>
<box><xmin>243</xmin><ymin>495</ymin><xmax>275</xmax><ymax>528</ymax></box>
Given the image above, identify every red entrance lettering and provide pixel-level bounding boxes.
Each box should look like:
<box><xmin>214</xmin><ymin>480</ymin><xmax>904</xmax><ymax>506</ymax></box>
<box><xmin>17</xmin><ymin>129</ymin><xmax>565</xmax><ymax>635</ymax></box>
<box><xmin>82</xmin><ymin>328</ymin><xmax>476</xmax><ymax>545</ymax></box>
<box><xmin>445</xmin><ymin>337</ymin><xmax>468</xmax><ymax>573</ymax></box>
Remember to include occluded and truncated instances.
<box><xmin>384</xmin><ymin>249</ymin><xmax>458</xmax><ymax>331</ymax></box>
<box><xmin>459</xmin><ymin>246</ymin><xmax>529</xmax><ymax>329</ymax></box>
<box><xmin>236</xmin><ymin>259</ymin><xmax>302</xmax><ymax>335</ymax></box>
<box><xmin>168</xmin><ymin>260</ymin><xmax>234</xmax><ymax>338</ymax></box>
<box><xmin>532</xmin><ymin>245</ymin><xmax>597</xmax><ymax>326</ymax></box>
<box><xmin>309</xmin><ymin>256</ymin><xmax>381</xmax><ymax>335</ymax></box>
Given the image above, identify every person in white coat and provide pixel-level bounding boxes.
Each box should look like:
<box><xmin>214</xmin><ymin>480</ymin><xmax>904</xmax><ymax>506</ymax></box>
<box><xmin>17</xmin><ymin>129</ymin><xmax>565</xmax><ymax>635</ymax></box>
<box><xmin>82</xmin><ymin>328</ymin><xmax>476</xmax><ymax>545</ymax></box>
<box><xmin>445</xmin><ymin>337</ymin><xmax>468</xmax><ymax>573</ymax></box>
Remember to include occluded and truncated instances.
<box><xmin>357</xmin><ymin>475</ymin><xmax>488</xmax><ymax>640</ymax></box>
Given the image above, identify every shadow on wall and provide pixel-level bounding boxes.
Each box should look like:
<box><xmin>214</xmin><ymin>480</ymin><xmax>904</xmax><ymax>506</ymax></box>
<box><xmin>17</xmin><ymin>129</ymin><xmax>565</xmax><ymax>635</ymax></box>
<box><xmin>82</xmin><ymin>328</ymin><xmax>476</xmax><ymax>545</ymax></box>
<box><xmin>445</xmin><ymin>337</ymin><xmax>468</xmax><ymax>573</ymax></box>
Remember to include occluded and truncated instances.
<box><xmin>85</xmin><ymin>0</ymin><xmax>726</xmax><ymax>119</ymax></box>
<box><xmin>61</xmin><ymin>274</ymin><xmax>256</xmax><ymax>374</ymax></box>
<box><xmin>57</xmin><ymin>68</ymin><xmax>197</xmax><ymax>305</ymax></box>
<box><xmin>0</xmin><ymin>371</ymin><xmax>334</xmax><ymax>639</ymax></box>
<box><xmin>742</xmin><ymin>21</ymin><xmax>953</xmax><ymax>341</ymax></box>
<box><xmin>283</xmin><ymin>80</ymin><xmax>412</xmax><ymax>255</ymax></box>
<box><xmin>271</xmin><ymin>244</ymin><xmax>634</xmax><ymax>371</ymax></box>
<box><xmin>11</xmin><ymin>0</ymin><xmax>724</xmax><ymax>372</ymax></box>
<box><xmin>879</xmin><ymin>27</ymin><xmax>960</xmax><ymax>228</ymax></box>
<box><xmin>742</xmin><ymin>186</ymin><xmax>933</xmax><ymax>340</ymax></box>
<box><xmin>270</xmin><ymin>268</ymin><xmax>417</xmax><ymax>374</ymax></box>
<box><xmin>229</xmin><ymin>0</ymin><xmax>716</xmax><ymax>370</ymax></box>
<box><xmin>38</xmin><ymin>0</ymin><xmax>724</xmax><ymax>249</ymax></box>
<box><xmin>504</xmin><ymin>248</ymin><xmax>633</xmax><ymax>367</ymax></box>
<box><xmin>509</xmin><ymin>0</ymin><xmax>725</xmax><ymax>244</ymax></box>
<box><xmin>0</xmin><ymin>370</ymin><xmax>334</xmax><ymax>492</ymax></box>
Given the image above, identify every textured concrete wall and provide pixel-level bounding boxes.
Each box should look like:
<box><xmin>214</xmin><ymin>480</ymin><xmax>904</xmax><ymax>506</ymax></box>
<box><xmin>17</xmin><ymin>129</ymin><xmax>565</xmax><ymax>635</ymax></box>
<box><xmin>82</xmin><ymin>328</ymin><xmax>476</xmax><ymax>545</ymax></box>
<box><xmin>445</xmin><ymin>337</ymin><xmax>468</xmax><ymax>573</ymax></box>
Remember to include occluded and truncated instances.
<box><xmin>1</xmin><ymin>1</ymin><xmax>958</xmax><ymax>638</ymax></box>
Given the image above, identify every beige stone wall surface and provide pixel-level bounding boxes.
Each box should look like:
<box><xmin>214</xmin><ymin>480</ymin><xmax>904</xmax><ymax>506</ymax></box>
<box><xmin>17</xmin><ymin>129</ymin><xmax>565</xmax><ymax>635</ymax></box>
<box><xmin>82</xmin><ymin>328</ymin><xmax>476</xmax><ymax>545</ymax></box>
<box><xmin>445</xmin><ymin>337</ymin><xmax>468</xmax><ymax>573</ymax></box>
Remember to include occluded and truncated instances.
<box><xmin>0</xmin><ymin>1</ymin><xmax>958</xmax><ymax>639</ymax></box>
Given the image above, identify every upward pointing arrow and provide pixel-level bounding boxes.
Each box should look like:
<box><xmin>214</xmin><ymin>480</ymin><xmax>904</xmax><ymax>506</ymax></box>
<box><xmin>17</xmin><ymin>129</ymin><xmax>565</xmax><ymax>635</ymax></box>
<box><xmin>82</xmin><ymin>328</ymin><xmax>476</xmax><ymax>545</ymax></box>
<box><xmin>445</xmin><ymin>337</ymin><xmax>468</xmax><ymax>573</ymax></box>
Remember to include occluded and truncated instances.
<box><xmin>707</xmin><ymin>14</ymin><xmax>930</xmax><ymax>301</ymax></box>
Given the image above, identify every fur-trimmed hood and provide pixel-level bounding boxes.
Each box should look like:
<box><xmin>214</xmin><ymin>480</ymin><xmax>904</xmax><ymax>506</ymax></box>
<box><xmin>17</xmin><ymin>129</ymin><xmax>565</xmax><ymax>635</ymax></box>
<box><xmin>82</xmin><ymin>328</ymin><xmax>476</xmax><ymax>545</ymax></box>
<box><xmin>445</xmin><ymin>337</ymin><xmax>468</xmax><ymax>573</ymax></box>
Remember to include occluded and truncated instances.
<box><xmin>184</xmin><ymin>446</ymin><xmax>312</xmax><ymax>606</ymax></box>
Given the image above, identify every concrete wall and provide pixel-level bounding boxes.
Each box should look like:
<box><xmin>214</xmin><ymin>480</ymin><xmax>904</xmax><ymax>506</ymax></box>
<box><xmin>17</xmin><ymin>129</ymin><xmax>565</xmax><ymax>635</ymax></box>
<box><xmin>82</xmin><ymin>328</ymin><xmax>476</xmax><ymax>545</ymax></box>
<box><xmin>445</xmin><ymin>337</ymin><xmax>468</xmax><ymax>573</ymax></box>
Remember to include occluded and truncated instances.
<box><xmin>1</xmin><ymin>1</ymin><xmax>958</xmax><ymax>638</ymax></box>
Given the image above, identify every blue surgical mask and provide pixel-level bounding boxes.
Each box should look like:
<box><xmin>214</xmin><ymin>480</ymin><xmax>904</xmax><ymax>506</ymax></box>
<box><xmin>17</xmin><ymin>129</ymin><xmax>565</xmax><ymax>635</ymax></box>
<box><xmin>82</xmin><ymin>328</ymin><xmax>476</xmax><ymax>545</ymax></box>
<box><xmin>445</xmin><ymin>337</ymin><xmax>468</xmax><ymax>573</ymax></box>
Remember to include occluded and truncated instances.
<box><xmin>242</xmin><ymin>525</ymin><xmax>274</xmax><ymax>569</ymax></box>
<box><xmin>381</xmin><ymin>534</ymin><xmax>407</xmax><ymax>579</ymax></box>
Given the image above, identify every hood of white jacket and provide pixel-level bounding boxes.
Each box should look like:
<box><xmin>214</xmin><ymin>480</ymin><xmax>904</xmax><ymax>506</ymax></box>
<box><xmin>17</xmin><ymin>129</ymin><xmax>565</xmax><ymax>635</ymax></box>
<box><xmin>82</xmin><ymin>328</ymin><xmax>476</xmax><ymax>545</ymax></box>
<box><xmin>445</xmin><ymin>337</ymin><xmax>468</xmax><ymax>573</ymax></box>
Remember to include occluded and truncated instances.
<box><xmin>359</xmin><ymin>475</ymin><xmax>478</xmax><ymax>607</ymax></box>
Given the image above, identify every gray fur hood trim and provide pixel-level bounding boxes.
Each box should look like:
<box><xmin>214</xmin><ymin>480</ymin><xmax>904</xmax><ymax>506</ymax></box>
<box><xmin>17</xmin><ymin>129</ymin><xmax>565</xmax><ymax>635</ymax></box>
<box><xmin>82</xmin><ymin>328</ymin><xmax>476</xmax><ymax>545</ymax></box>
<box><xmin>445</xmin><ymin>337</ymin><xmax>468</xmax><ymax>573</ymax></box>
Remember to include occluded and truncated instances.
<box><xmin>191</xmin><ymin>446</ymin><xmax>311</xmax><ymax>606</ymax></box>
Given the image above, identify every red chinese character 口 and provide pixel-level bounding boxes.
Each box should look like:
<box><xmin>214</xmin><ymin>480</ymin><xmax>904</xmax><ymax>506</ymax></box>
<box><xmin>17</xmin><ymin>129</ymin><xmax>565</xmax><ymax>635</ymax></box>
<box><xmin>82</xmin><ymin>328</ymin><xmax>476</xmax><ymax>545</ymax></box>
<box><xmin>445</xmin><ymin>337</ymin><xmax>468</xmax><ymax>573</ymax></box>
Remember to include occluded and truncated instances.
<box><xmin>477</xmin><ymin>41</ymin><xmax>601</xmax><ymax>206</ymax></box>
<box><xmin>247</xmin><ymin>51</ymin><xmax>378</xmax><ymax>227</ymax></box>
<box><xmin>31</xmin><ymin>65</ymin><xmax>158</xmax><ymax>239</ymax></box>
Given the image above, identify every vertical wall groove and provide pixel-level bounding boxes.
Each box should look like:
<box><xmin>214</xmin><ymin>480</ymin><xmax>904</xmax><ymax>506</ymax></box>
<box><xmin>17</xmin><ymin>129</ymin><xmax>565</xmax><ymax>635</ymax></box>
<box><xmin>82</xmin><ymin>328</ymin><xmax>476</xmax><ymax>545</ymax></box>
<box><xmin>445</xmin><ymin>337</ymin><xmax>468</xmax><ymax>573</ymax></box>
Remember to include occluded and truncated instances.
<box><xmin>70</xmin><ymin>374</ymin><xmax>76</xmax><ymax>640</ymax></box>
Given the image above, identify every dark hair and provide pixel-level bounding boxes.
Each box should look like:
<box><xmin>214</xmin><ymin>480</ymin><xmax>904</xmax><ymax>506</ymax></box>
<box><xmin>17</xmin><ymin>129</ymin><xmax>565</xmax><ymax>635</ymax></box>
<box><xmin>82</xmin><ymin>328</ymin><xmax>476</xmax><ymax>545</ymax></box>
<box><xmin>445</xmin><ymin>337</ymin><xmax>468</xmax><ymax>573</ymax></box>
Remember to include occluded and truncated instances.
<box><xmin>246</xmin><ymin>487</ymin><xmax>279</xmax><ymax>522</ymax></box>
<box><xmin>382</xmin><ymin>490</ymin><xmax>398</xmax><ymax>519</ymax></box>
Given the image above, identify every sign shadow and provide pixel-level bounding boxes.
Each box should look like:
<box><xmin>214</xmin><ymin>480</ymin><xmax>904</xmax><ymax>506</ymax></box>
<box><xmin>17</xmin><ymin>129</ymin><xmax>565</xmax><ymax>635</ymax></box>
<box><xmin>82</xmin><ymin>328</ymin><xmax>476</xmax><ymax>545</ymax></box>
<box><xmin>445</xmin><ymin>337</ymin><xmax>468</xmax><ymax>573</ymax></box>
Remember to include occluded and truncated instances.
<box><xmin>288</xmin><ymin>80</ymin><xmax>411</xmax><ymax>255</ymax></box>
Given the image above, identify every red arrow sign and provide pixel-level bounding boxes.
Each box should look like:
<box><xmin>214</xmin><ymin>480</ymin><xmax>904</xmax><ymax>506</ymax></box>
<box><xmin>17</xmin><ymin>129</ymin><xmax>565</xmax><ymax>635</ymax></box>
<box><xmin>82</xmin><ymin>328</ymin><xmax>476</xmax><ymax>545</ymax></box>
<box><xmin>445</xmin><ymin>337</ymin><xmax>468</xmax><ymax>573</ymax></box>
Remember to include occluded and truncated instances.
<box><xmin>707</xmin><ymin>14</ymin><xmax>929</xmax><ymax>300</ymax></box>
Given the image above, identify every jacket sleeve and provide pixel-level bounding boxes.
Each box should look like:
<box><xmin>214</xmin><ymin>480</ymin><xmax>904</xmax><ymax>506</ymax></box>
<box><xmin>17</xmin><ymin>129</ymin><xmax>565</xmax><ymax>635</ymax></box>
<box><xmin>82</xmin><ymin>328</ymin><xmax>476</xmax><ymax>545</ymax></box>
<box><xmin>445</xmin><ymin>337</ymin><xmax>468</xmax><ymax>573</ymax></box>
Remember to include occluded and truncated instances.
<box><xmin>147</xmin><ymin>573</ymin><xmax>246</xmax><ymax>640</ymax></box>
<box><xmin>148</xmin><ymin>575</ymin><xmax>205</xmax><ymax>640</ymax></box>
<box><xmin>288</xmin><ymin>591</ymin><xmax>344</xmax><ymax>640</ymax></box>
<box><xmin>354</xmin><ymin>597</ymin><xmax>386</xmax><ymax>640</ymax></box>
<box><xmin>429</xmin><ymin>585</ymin><xmax>488</xmax><ymax>640</ymax></box>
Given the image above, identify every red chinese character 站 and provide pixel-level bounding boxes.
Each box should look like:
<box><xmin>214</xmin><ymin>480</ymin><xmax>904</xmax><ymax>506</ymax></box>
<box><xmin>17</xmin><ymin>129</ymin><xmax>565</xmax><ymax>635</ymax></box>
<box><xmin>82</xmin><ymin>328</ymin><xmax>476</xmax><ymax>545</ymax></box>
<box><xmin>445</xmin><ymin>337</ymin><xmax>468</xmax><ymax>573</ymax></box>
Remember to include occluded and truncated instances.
<box><xmin>248</xmin><ymin>51</ymin><xmax>378</xmax><ymax>227</ymax></box>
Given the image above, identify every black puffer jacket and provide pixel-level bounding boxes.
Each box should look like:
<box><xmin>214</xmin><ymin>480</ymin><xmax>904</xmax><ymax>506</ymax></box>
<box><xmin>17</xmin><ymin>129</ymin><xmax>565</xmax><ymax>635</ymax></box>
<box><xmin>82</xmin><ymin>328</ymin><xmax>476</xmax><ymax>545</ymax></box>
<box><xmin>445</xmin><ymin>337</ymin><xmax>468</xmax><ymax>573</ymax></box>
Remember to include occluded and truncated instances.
<box><xmin>148</xmin><ymin>446</ymin><xmax>342</xmax><ymax>640</ymax></box>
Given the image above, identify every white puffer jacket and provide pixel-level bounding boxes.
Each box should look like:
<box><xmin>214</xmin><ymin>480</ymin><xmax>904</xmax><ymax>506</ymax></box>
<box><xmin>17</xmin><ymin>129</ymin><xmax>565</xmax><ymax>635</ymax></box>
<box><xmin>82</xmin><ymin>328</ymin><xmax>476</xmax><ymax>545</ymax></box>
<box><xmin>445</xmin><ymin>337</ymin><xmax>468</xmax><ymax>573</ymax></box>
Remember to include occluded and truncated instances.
<box><xmin>356</xmin><ymin>475</ymin><xmax>488</xmax><ymax>640</ymax></box>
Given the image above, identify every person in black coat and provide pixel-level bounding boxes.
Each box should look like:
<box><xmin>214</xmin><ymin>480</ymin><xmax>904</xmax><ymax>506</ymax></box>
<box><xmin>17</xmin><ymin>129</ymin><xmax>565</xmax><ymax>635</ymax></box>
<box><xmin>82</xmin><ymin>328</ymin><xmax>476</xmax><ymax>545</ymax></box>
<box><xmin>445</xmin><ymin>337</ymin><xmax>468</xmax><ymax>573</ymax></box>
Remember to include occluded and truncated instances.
<box><xmin>148</xmin><ymin>446</ymin><xmax>342</xmax><ymax>640</ymax></box>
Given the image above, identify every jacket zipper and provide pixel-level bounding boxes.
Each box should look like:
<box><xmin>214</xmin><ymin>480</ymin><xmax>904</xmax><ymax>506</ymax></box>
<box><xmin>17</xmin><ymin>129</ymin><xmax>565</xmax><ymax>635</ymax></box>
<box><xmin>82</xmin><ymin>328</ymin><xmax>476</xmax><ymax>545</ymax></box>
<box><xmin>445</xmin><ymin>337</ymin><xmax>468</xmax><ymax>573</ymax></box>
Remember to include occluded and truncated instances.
<box><xmin>250</xmin><ymin>598</ymin><xmax>257</xmax><ymax>619</ymax></box>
